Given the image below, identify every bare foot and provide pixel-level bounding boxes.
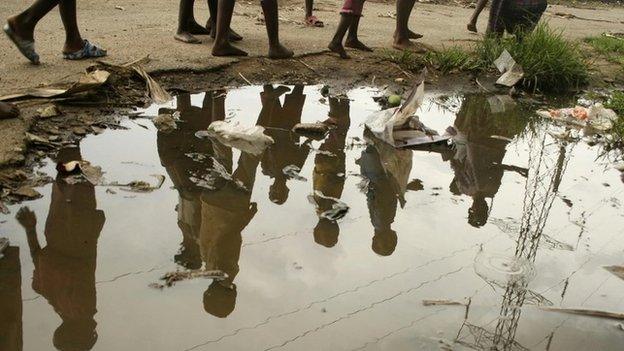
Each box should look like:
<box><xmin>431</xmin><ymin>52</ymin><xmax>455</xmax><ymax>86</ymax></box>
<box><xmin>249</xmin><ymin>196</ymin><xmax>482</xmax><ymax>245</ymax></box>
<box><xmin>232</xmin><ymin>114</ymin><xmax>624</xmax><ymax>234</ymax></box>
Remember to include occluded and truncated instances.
<box><xmin>328</xmin><ymin>41</ymin><xmax>350</xmax><ymax>59</ymax></box>
<box><xmin>210</xmin><ymin>27</ymin><xmax>244</xmax><ymax>42</ymax></box>
<box><xmin>345</xmin><ymin>39</ymin><xmax>373</xmax><ymax>52</ymax></box>
<box><xmin>0</xmin><ymin>101</ymin><xmax>19</xmax><ymax>120</ymax></box>
<box><xmin>392</xmin><ymin>39</ymin><xmax>427</xmax><ymax>53</ymax></box>
<box><xmin>212</xmin><ymin>42</ymin><xmax>248</xmax><ymax>56</ymax></box>
<box><xmin>175</xmin><ymin>32</ymin><xmax>202</xmax><ymax>44</ymax></box>
<box><xmin>467</xmin><ymin>23</ymin><xmax>478</xmax><ymax>33</ymax></box>
<box><xmin>408</xmin><ymin>30</ymin><xmax>423</xmax><ymax>39</ymax></box>
<box><xmin>268</xmin><ymin>44</ymin><xmax>294</xmax><ymax>59</ymax></box>
<box><xmin>189</xmin><ymin>21</ymin><xmax>210</xmax><ymax>35</ymax></box>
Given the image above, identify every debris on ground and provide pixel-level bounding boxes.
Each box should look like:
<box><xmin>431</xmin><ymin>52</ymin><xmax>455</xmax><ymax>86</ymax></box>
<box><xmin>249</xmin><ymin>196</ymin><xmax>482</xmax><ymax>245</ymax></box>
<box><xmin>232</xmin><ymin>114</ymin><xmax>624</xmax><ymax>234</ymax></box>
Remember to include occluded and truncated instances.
<box><xmin>308</xmin><ymin>191</ymin><xmax>350</xmax><ymax>221</ymax></box>
<box><xmin>0</xmin><ymin>237</ymin><xmax>8</xmax><ymax>259</ymax></box>
<box><xmin>37</xmin><ymin>105</ymin><xmax>61</xmax><ymax>118</ymax></box>
<box><xmin>12</xmin><ymin>186</ymin><xmax>42</xmax><ymax>199</ymax></box>
<box><xmin>283</xmin><ymin>165</ymin><xmax>307</xmax><ymax>181</ymax></box>
<box><xmin>57</xmin><ymin>160</ymin><xmax>104</xmax><ymax>185</ymax></box>
<box><xmin>292</xmin><ymin>122</ymin><xmax>330</xmax><ymax>139</ymax></box>
<box><xmin>494</xmin><ymin>50</ymin><xmax>524</xmax><ymax>87</ymax></box>
<box><xmin>539</xmin><ymin>306</ymin><xmax>624</xmax><ymax>320</ymax></box>
<box><xmin>0</xmin><ymin>70</ymin><xmax>110</xmax><ymax>101</ymax></box>
<box><xmin>537</xmin><ymin>103</ymin><xmax>619</xmax><ymax>132</ymax></box>
<box><xmin>150</xmin><ymin>269</ymin><xmax>227</xmax><ymax>288</ymax></box>
<box><xmin>153</xmin><ymin>112</ymin><xmax>178</xmax><ymax>133</ymax></box>
<box><xmin>108</xmin><ymin>174</ymin><xmax>166</xmax><ymax>193</ymax></box>
<box><xmin>25</xmin><ymin>132</ymin><xmax>62</xmax><ymax>148</ymax></box>
<box><xmin>604</xmin><ymin>265</ymin><xmax>624</xmax><ymax>281</ymax></box>
<box><xmin>422</xmin><ymin>299</ymin><xmax>466</xmax><ymax>306</ymax></box>
<box><xmin>203</xmin><ymin>121</ymin><xmax>274</xmax><ymax>155</ymax></box>
<box><xmin>365</xmin><ymin>71</ymin><xmax>454</xmax><ymax>148</ymax></box>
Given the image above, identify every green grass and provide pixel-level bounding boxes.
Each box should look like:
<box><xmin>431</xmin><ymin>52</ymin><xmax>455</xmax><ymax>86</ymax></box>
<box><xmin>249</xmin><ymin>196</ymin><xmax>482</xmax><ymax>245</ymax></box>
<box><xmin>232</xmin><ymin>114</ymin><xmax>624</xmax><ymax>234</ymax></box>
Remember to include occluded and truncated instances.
<box><xmin>584</xmin><ymin>35</ymin><xmax>624</xmax><ymax>66</ymax></box>
<box><xmin>605</xmin><ymin>91</ymin><xmax>624</xmax><ymax>141</ymax></box>
<box><xmin>423</xmin><ymin>47</ymin><xmax>481</xmax><ymax>74</ymax></box>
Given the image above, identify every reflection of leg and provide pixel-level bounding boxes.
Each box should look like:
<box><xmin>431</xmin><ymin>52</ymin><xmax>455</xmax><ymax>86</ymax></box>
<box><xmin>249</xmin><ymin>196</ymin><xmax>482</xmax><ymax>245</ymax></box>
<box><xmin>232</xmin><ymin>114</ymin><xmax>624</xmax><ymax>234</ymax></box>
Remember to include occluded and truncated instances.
<box><xmin>0</xmin><ymin>246</ymin><xmax>22</xmax><ymax>351</ymax></box>
<box><xmin>16</xmin><ymin>207</ymin><xmax>40</xmax><ymax>262</ymax></box>
<box><xmin>261</xmin><ymin>0</ymin><xmax>294</xmax><ymax>59</ymax></box>
<box><xmin>177</xmin><ymin>93</ymin><xmax>192</xmax><ymax>112</ymax></box>
<box><xmin>233</xmin><ymin>153</ymin><xmax>260</xmax><ymax>190</ymax></box>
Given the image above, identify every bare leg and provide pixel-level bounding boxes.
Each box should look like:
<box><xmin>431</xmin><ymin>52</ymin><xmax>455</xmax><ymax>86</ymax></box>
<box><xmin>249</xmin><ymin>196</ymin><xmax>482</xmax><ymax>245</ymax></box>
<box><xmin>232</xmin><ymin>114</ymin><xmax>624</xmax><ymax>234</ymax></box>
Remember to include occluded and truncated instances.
<box><xmin>261</xmin><ymin>0</ymin><xmax>294</xmax><ymax>59</ymax></box>
<box><xmin>58</xmin><ymin>0</ymin><xmax>85</xmax><ymax>53</ymax></box>
<box><xmin>208</xmin><ymin>0</ymin><xmax>243</xmax><ymax>41</ymax></box>
<box><xmin>212</xmin><ymin>0</ymin><xmax>248</xmax><ymax>56</ymax></box>
<box><xmin>345</xmin><ymin>15</ymin><xmax>372</xmax><ymax>52</ymax></box>
<box><xmin>393</xmin><ymin>0</ymin><xmax>425</xmax><ymax>51</ymax></box>
<box><xmin>305</xmin><ymin>0</ymin><xmax>314</xmax><ymax>18</ymax></box>
<box><xmin>7</xmin><ymin>0</ymin><xmax>61</xmax><ymax>41</ymax></box>
<box><xmin>468</xmin><ymin>0</ymin><xmax>488</xmax><ymax>32</ymax></box>
<box><xmin>328</xmin><ymin>14</ymin><xmax>352</xmax><ymax>59</ymax></box>
<box><xmin>176</xmin><ymin>0</ymin><xmax>202</xmax><ymax>43</ymax></box>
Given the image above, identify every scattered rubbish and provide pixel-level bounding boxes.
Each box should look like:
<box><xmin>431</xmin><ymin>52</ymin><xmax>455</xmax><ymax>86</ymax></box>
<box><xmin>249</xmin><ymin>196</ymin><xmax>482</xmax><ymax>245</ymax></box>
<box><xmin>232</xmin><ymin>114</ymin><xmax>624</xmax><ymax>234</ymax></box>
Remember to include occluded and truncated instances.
<box><xmin>0</xmin><ymin>69</ymin><xmax>110</xmax><ymax>101</ymax></box>
<box><xmin>282</xmin><ymin>165</ymin><xmax>307</xmax><ymax>181</ymax></box>
<box><xmin>422</xmin><ymin>299</ymin><xmax>466</xmax><ymax>306</ymax></box>
<box><xmin>108</xmin><ymin>175</ymin><xmax>166</xmax><ymax>193</ymax></box>
<box><xmin>0</xmin><ymin>237</ymin><xmax>8</xmax><ymax>259</ymax></box>
<box><xmin>130</xmin><ymin>63</ymin><xmax>172</xmax><ymax>104</ymax></box>
<box><xmin>539</xmin><ymin>306</ymin><xmax>624</xmax><ymax>320</ymax></box>
<box><xmin>387</xmin><ymin>94</ymin><xmax>402</xmax><ymax>108</ymax></box>
<box><xmin>57</xmin><ymin>160</ymin><xmax>104</xmax><ymax>185</ymax></box>
<box><xmin>604</xmin><ymin>266</ymin><xmax>624</xmax><ymax>281</ymax></box>
<box><xmin>106</xmin><ymin>189</ymin><xmax>117</xmax><ymax>195</ymax></box>
<box><xmin>614</xmin><ymin>163</ymin><xmax>624</xmax><ymax>172</ymax></box>
<box><xmin>487</xmin><ymin>95</ymin><xmax>516</xmax><ymax>114</ymax></box>
<box><xmin>494</xmin><ymin>50</ymin><xmax>524</xmax><ymax>87</ymax></box>
<box><xmin>490</xmin><ymin>135</ymin><xmax>514</xmax><ymax>142</ymax></box>
<box><xmin>151</xmin><ymin>269</ymin><xmax>227</xmax><ymax>288</ymax></box>
<box><xmin>25</xmin><ymin>132</ymin><xmax>61</xmax><ymax>148</ymax></box>
<box><xmin>153</xmin><ymin>112</ymin><xmax>178</xmax><ymax>133</ymax></box>
<box><xmin>537</xmin><ymin>104</ymin><xmax>619</xmax><ymax>132</ymax></box>
<box><xmin>115</xmin><ymin>5</ymin><xmax>125</xmax><ymax>10</ymax></box>
<box><xmin>365</xmin><ymin>72</ymin><xmax>454</xmax><ymax>148</ymax></box>
<box><xmin>13</xmin><ymin>186</ymin><xmax>42</xmax><ymax>199</ymax></box>
<box><xmin>308</xmin><ymin>191</ymin><xmax>350</xmax><ymax>221</ymax></box>
<box><xmin>292</xmin><ymin>122</ymin><xmax>330</xmax><ymax>139</ymax></box>
<box><xmin>204</xmin><ymin>121</ymin><xmax>274</xmax><ymax>156</ymax></box>
<box><xmin>0</xmin><ymin>201</ymin><xmax>9</xmax><ymax>215</ymax></box>
<box><xmin>37</xmin><ymin>105</ymin><xmax>61</xmax><ymax>118</ymax></box>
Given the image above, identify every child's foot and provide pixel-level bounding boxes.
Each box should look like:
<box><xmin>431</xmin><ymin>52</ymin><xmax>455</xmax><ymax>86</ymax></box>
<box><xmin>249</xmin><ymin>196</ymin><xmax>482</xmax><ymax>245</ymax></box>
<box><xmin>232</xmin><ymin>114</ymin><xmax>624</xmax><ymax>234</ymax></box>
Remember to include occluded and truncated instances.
<box><xmin>268</xmin><ymin>44</ymin><xmax>294</xmax><ymax>59</ymax></box>
<box><xmin>0</xmin><ymin>101</ymin><xmax>19</xmax><ymax>120</ymax></box>
<box><xmin>305</xmin><ymin>15</ymin><xmax>324</xmax><ymax>27</ymax></box>
<box><xmin>328</xmin><ymin>41</ymin><xmax>350</xmax><ymax>59</ymax></box>
<box><xmin>210</xmin><ymin>27</ymin><xmax>244</xmax><ymax>41</ymax></box>
<box><xmin>175</xmin><ymin>32</ymin><xmax>202</xmax><ymax>44</ymax></box>
<box><xmin>392</xmin><ymin>38</ymin><xmax>426</xmax><ymax>53</ymax></box>
<box><xmin>212</xmin><ymin>42</ymin><xmax>248</xmax><ymax>56</ymax></box>
<box><xmin>345</xmin><ymin>39</ymin><xmax>373</xmax><ymax>52</ymax></box>
<box><xmin>189</xmin><ymin>20</ymin><xmax>211</xmax><ymax>35</ymax></box>
<box><xmin>467</xmin><ymin>22</ymin><xmax>477</xmax><ymax>33</ymax></box>
<box><xmin>408</xmin><ymin>29</ymin><xmax>424</xmax><ymax>39</ymax></box>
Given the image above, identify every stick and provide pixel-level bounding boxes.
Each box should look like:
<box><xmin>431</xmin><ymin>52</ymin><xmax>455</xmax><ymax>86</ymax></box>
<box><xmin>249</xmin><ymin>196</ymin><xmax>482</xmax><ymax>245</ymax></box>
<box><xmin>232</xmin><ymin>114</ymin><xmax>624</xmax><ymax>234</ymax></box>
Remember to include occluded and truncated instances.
<box><xmin>238</xmin><ymin>72</ymin><xmax>252</xmax><ymax>85</ymax></box>
<box><xmin>539</xmin><ymin>306</ymin><xmax>624</xmax><ymax>320</ymax></box>
<box><xmin>296</xmin><ymin>59</ymin><xmax>317</xmax><ymax>73</ymax></box>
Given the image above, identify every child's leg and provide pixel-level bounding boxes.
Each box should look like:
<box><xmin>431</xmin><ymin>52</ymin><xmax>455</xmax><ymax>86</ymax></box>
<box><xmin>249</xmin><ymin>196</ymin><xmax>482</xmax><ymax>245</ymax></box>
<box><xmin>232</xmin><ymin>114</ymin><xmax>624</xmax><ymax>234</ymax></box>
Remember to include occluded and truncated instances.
<box><xmin>207</xmin><ymin>0</ymin><xmax>243</xmax><ymax>41</ymax></box>
<box><xmin>345</xmin><ymin>1</ymin><xmax>372</xmax><ymax>52</ymax></box>
<box><xmin>393</xmin><ymin>0</ymin><xmax>424</xmax><ymax>51</ymax></box>
<box><xmin>467</xmin><ymin>0</ymin><xmax>488</xmax><ymax>32</ymax></box>
<box><xmin>212</xmin><ymin>0</ymin><xmax>247</xmax><ymax>56</ymax></box>
<box><xmin>261</xmin><ymin>0</ymin><xmax>294</xmax><ymax>59</ymax></box>
<box><xmin>328</xmin><ymin>1</ymin><xmax>355</xmax><ymax>59</ymax></box>
<box><xmin>305</xmin><ymin>0</ymin><xmax>314</xmax><ymax>18</ymax></box>
<box><xmin>58</xmin><ymin>0</ymin><xmax>84</xmax><ymax>53</ymax></box>
<box><xmin>176</xmin><ymin>0</ymin><xmax>202</xmax><ymax>43</ymax></box>
<box><xmin>7</xmin><ymin>0</ymin><xmax>61</xmax><ymax>41</ymax></box>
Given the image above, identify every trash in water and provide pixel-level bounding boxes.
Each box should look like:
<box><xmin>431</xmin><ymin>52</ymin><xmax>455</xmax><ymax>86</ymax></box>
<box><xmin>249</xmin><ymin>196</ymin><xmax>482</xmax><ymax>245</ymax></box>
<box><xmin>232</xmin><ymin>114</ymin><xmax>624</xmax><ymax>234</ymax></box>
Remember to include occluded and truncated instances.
<box><xmin>308</xmin><ymin>191</ymin><xmax>350</xmax><ymax>221</ymax></box>
<box><xmin>487</xmin><ymin>95</ymin><xmax>516</xmax><ymax>114</ymax></box>
<box><xmin>282</xmin><ymin>165</ymin><xmax>307</xmax><ymax>181</ymax></box>
<box><xmin>539</xmin><ymin>306</ymin><xmax>624</xmax><ymax>320</ymax></box>
<box><xmin>387</xmin><ymin>94</ymin><xmax>402</xmax><ymax>108</ymax></box>
<box><xmin>0</xmin><ymin>237</ymin><xmax>8</xmax><ymax>259</ymax></box>
<box><xmin>153</xmin><ymin>112</ymin><xmax>178</xmax><ymax>133</ymax></box>
<box><xmin>292</xmin><ymin>122</ymin><xmax>330</xmax><ymax>139</ymax></box>
<box><xmin>151</xmin><ymin>269</ymin><xmax>228</xmax><ymax>288</ymax></box>
<box><xmin>108</xmin><ymin>174</ymin><xmax>166</xmax><ymax>193</ymax></box>
<box><xmin>604</xmin><ymin>265</ymin><xmax>624</xmax><ymax>281</ymax></box>
<box><xmin>57</xmin><ymin>160</ymin><xmax>104</xmax><ymax>185</ymax></box>
<box><xmin>204</xmin><ymin>121</ymin><xmax>274</xmax><ymax>156</ymax></box>
<box><xmin>537</xmin><ymin>103</ymin><xmax>619</xmax><ymax>132</ymax></box>
<box><xmin>422</xmin><ymin>299</ymin><xmax>466</xmax><ymax>306</ymax></box>
<box><xmin>494</xmin><ymin>50</ymin><xmax>524</xmax><ymax>87</ymax></box>
<box><xmin>37</xmin><ymin>105</ymin><xmax>61</xmax><ymax>118</ymax></box>
<box><xmin>12</xmin><ymin>186</ymin><xmax>42</xmax><ymax>199</ymax></box>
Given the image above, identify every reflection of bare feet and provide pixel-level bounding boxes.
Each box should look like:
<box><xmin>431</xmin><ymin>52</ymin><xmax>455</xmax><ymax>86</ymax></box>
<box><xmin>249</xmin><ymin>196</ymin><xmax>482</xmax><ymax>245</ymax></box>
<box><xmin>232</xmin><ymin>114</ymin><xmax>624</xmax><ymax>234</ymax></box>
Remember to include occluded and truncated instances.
<box><xmin>175</xmin><ymin>32</ymin><xmax>202</xmax><ymax>44</ymax></box>
<box><xmin>392</xmin><ymin>39</ymin><xmax>427</xmax><ymax>53</ymax></box>
<box><xmin>467</xmin><ymin>22</ymin><xmax>477</xmax><ymax>33</ymax></box>
<box><xmin>268</xmin><ymin>44</ymin><xmax>294</xmax><ymax>59</ymax></box>
<box><xmin>189</xmin><ymin>21</ymin><xmax>210</xmax><ymax>35</ymax></box>
<box><xmin>345</xmin><ymin>39</ymin><xmax>373</xmax><ymax>52</ymax></box>
<box><xmin>16</xmin><ymin>206</ymin><xmax>37</xmax><ymax>229</ymax></box>
<box><xmin>0</xmin><ymin>101</ymin><xmax>19</xmax><ymax>119</ymax></box>
<box><xmin>328</xmin><ymin>41</ymin><xmax>350</xmax><ymax>59</ymax></box>
<box><xmin>408</xmin><ymin>30</ymin><xmax>423</xmax><ymax>39</ymax></box>
<box><xmin>212</xmin><ymin>42</ymin><xmax>248</xmax><ymax>56</ymax></box>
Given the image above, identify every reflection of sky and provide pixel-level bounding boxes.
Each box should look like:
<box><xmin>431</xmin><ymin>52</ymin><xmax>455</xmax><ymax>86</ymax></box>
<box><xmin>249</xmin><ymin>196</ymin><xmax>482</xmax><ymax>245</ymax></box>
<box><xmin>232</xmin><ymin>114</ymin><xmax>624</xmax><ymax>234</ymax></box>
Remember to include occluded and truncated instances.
<box><xmin>2</xmin><ymin>86</ymin><xmax>624</xmax><ymax>351</ymax></box>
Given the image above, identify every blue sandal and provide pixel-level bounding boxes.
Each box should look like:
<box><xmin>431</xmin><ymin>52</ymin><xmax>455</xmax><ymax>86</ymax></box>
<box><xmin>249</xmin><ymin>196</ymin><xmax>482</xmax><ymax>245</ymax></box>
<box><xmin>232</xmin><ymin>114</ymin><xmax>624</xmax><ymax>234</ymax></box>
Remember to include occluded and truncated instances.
<box><xmin>63</xmin><ymin>39</ymin><xmax>107</xmax><ymax>60</ymax></box>
<box><xmin>3</xmin><ymin>23</ymin><xmax>40</xmax><ymax>65</ymax></box>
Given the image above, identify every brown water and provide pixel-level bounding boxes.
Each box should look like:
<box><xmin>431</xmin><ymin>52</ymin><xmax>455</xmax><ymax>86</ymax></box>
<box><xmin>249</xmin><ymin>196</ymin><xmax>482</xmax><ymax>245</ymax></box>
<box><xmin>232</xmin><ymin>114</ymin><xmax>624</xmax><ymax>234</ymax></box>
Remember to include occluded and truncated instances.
<box><xmin>1</xmin><ymin>85</ymin><xmax>624</xmax><ymax>351</ymax></box>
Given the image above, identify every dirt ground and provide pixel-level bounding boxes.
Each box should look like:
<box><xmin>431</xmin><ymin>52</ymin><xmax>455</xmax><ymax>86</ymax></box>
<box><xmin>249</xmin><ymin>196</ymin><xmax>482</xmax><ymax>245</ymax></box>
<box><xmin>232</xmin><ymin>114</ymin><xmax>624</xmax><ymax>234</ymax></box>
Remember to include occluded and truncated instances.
<box><xmin>0</xmin><ymin>0</ymin><xmax>623</xmax><ymax>201</ymax></box>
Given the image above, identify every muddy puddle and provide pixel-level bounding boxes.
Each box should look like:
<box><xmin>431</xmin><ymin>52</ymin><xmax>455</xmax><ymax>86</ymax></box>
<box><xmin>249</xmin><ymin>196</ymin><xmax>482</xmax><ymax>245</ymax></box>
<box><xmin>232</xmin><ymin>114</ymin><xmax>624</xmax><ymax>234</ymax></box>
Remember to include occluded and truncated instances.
<box><xmin>1</xmin><ymin>85</ymin><xmax>624</xmax><ymax>351</ymax></box>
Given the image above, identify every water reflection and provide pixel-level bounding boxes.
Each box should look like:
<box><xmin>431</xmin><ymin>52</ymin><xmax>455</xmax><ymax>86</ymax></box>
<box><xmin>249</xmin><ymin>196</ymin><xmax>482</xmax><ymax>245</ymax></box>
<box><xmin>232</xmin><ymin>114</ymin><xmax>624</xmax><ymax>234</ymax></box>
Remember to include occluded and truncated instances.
<box><xmin>17</xmin><ymin>147</ymin><xmax>104</xmax><ymax>351</ymax></box>
<box><xmin>0</xmin><ymin>245</ymin><xmax>22</xmax><ymax>351</ymax></box>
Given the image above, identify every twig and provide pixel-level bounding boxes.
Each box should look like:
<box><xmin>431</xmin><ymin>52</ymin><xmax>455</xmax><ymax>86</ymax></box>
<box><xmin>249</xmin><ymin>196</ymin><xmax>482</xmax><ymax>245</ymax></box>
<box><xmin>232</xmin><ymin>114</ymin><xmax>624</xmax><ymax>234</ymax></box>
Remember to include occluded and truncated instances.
<box><xmin>238</xmin><ymin>72</ymin><xmax>252</xmax><ymax>85</ymax></box>
<box><xmin>539</xmin><ymin>306</ymin><xmax>624</xmax><ymax>320</ymax></box>
<box><xmin>393</xmin><ymin>63</ymin><xmax>414</xmax><ymax>78</ymax></box>
<box><xmin>475</xmin><ymin>77</ymin><xmax>490</xmax><ymax>93</ymax></box>
<box><xmin>296</xmin><ymin>59</ymin><xmax>317</xmax><ymax>73</ymax></box>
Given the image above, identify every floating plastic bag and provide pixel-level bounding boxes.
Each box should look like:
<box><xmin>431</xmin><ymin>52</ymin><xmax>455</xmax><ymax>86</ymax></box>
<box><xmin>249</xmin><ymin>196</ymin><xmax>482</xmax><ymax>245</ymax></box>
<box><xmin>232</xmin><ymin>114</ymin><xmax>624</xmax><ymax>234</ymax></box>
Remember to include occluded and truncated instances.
<box><xmin>205</xmin><ymin>121</ymin><xmax>274</xmax><ymax>156</ymax></box>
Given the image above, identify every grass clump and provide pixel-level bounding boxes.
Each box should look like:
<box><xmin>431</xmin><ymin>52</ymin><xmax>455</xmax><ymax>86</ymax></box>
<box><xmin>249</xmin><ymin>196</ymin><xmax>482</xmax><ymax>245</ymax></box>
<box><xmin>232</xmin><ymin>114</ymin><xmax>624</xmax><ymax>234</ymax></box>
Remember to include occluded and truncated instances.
<box><xmin>605</xmin><ymin>91</ymin><xmax>624</xmax><ymax>141</ymax></box>
<box><xmin>584</xmin><ymin>35</ymin><xmax>624</xmax><ymax>66</ymax></box>
<box><xmin>474</xmin><ymin>23</ymin><xmax>589</xmax><ymax>92</ymax></box>
<box><xmin>423</xmin><ymin>46</ymin><xmax>481</xmax><ymax>74</ymax></box>
<box><xmin>382</xmin><ymin>49</ymin><xmax>425</xmax><ymax>72</ymax></box>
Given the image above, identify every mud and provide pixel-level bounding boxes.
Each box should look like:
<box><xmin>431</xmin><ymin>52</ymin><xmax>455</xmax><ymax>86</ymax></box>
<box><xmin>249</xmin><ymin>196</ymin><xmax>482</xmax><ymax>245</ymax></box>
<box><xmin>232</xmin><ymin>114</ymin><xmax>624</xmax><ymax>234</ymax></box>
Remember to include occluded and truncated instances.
<box><xmin>1</xmin><ymin>84</ymin><xmax>623</xmax><ymax>350</ymax></box>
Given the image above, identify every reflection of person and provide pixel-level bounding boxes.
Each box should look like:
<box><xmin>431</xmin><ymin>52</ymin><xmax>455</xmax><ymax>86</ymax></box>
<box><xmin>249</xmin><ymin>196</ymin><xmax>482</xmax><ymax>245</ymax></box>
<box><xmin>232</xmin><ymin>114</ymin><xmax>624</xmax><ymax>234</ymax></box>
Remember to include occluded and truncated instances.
<box><xmin>449</xmin><ymin>95</ymin><xmax>527</xmax><ymax>227</ymax></box>
<box><xmin>0</xmin><ymin>245</ymin><xmax>22</xmax><ymax>351</ymax></box>
<box><xmin>16</xmin><ymin>147</ymin><xmax>104</xmax><ymax>351</ymax></box>
<box><xmin>259</xmin><ymin>85</ymin><xmax>310</xmax><ymax>205</ymax></box>
<box><xmin>358</xmin><ymin>145</ymin><xmax>399</xmax><ymax>256</ymax></box>
<box><xmin>312</xmin><ymin>96</ymin><xmax>350</xmax><ymax>247</ymax></box>
<box><xmin>157</xmin><ymin>92</ymin><xmax>225</xmax><ymax>270</ymax></box>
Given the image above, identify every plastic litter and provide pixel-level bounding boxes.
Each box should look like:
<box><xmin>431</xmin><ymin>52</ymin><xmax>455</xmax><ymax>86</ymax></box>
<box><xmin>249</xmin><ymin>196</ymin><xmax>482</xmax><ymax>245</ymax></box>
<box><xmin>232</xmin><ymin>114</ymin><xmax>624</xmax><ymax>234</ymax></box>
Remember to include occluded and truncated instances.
<box><xmin>494</xmin><ymin>50</ymin><xmax>524</xmax><ymax>87</ymax></box>
<box><xmin>205</xmin><ymin>120</ymin><xmax>274</xmax><ymax>156</ymax></box>
<box><xmin>153</xmin><ymin>112</ymin><xmax>178</xmax><ymax>133</ymax></box>
<box><xmin>537</xmin><ymin>103</ymin><xmax>619</xmax><ymax>132</ymax></box>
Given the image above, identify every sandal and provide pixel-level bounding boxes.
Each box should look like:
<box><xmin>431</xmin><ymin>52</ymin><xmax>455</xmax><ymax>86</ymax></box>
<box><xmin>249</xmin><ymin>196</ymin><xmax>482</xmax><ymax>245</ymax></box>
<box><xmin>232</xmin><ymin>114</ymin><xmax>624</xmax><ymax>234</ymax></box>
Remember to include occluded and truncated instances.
<box><xmin>3</xmin><ymin>23</ymin><xmax>39</xmax><ymax>65</ymax></box>
<box><xmin>63</xmin><ymin>39</ymin><xmax>107</xmax><ymax>60</ymax></box>
<box><xmin>305</xmin><ymin>15</ymin><xmax>324</xmax><ymax>28</ymax></box>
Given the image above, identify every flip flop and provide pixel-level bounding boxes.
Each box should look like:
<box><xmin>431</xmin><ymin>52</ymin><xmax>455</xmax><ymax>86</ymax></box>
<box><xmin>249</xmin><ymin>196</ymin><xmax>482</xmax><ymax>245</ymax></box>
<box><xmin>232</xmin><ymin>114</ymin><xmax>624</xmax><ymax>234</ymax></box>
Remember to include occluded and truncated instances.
<box><xmin>305</xmin><ymin>16</ymin><xmax>324</xmax><ymax>28</ymax></box>
<box><xmin>3</xmin><ymin>23</ymin><xmax>39</xmax><ymax>65</ymax></box>
<box><xmin>63</xmin><ymin>39</ymin><xmax>107</xmax><ymax>60</ymax></box>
